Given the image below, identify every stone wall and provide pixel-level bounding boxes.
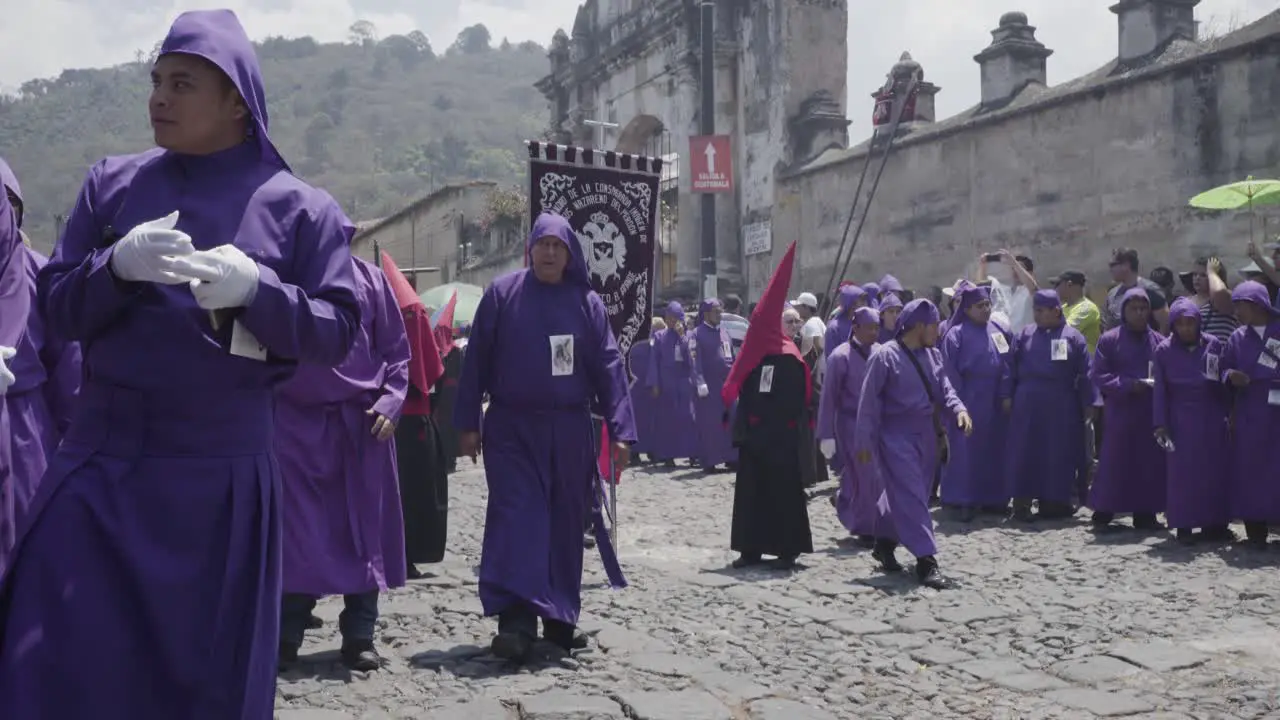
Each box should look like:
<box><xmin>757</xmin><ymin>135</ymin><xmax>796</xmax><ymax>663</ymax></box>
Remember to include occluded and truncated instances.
<box><xmin>772</xmin><ymin>11</ymin><xmax>1280</xmax><ymax>296</ymax></box>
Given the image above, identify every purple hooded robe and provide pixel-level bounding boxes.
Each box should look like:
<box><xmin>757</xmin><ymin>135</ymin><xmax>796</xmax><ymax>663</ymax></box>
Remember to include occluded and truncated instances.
<box><xmin>0</xmin><ymin>11</ymin><xmax>361</xmax><ymax>718</ymax></box>
<box><xmin>1002</xmin><ymin>291</ymin><xmax>1093</xmax><ymax>505</ymax></box>
<box><xmin>1221</xmin><ymin>281</ymin><xmax>1280</xmax><ymax>523</ymax></box>
<box><xmin>690</xmin><ymin>298</ymin><xmax>737</xmax><ymax>468</ymax></box>
<box><xmin>824</xmin><ymin>285</ymin><xmax>867</xmax><ymax>359</ymax></box>
<box><xmin>0</xmin><ymin>160</ymin><xmax>82</xmax><ymax>565</ymax></box>
<box><xmin>1153</xmin><ymin>298</ymin><xmax>1231</xmax><ymax>529</ymax></box>
<box><xmin>1088</xmin><ymin>288</ymin><xmax>1167</xmax><ymax>515</ymax></box>
<box><xmin>939</xmin><ymin>284</ymin><xmax>1012</xmax><ymax>507</ymax></box>
<box><xmin>854</xmin><ymin>300</ymin><xmax>966</xmax><ymax>557</ymax></box>
<box><xmin>0</xmin><ymin>168</ymin><xmax>32</xmax><ymax>566</ymax></box>
<box><xmin>646</xmin><ymin>301</ymin><xmax>700</xmax><ymax>460</ymax></box>
<box><xmin>627</xmin><ymin>339</ymin><xmax>656</xmax><ymax>457</ymax></box>
<box><xmin>876</xmin><ymin>294</ymin><xmax>904</xmax><ymax>343</ymax></box>
<box><xmin>453</xmin><ymin>212</ymin><xmax>632</xmax><ymax>627</ymax></box>
<box><xmin>275</xmin><ymin>257</ymin><xmax>409</xmax><ymax>596</ymax></box>
<box><xmin>816</xmin><ymin>307</ymin><xmax>880</xmax><ymax>535</ymax></box>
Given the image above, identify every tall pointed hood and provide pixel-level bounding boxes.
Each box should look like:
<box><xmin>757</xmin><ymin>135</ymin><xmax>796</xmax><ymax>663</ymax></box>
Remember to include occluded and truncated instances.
<box><xmin>380</xmin><ymin>251</ymin><xmax>444</xmax><ymax>397</ymax></box>
<box><xmin>158</xmin><ymin>9</ymin><xmax>289</xmax><ymax>171</ymax></box>
<box><xmin>434</xmin><ymin>290</ymin><xmax>458</xmax><ymax>355</ymax></box>
<box><xmin>722</xmin><ymin>241</ymin><xmax>809</xmax><ymax>406</ymax></box>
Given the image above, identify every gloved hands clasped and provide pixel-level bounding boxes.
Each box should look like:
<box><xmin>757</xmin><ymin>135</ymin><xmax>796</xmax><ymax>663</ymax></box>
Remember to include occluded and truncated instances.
<box><xmin>168</xmin><ymin>244</ymin><xmax>260</xmax><ymax>310</ymax></box>
<box><xmin>110</xmin><ymin>211</ymin><xmax>260</xmax><ymax>310</ymax></box>
<box><xmin>0</xmin><ymin>346</ymin><xmax>16</xmax><ymax>396</ymax></box>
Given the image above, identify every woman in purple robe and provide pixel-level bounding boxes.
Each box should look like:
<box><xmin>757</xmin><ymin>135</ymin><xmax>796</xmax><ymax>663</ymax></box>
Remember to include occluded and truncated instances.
<box><xmin>0</xmin><ymin>160</ymin><xmax>82</xmax><ymax>565</ymax></box>
<box><xmin>824</xmin><ymin>284</ymin><xmax>868</xmax><ymax>359</ymax></box>
<box><xmin>817</xmin><ymin>306</ymin><xmax>881</xmax><ymax>543</ymax></box>
<box><xmin>876</xmin><ymin>294</ymin><xmax>904</xmax><ymax>343</ymax></box>
<box><xmin>1003</xmin><ymin>290</ymin><xmax>1093</xmax><ymax>522</ymax></box>
<box><xmin>855</xmin><ymin>299</ymin><xmax>971</xmax><ymax>589</ymax></box>
<box><xmin>0</xmin><ymin>11</ymin><xmax>361</xmax><ymax>717</ymax></box>
<box><xmin>939</xmin><ymin>282</ymin><xmax>1012</xmax><ymax>519</ymax></box>
<box><xmin>627</xmin><ymin>338</ymin><xmax>656</xmax><ymax>462</ymax></box>
<box><xmin>1088</xmin><ymin>288</ymin><xmax>1167</xmax><ymax>531</ymax></box>
<box><xmin>275</xmin><ymin>256</ymin><xmax>410</xmax><ymax>672</ymax></box>
<box><xmin>453</xmin><ymin>212</ymin><xmax>632</xmax><ymax>662</ymax></box>
<box><xmin>1221</xmin><ymin>280</ymin><xmax>1280</xmax><ymax>547</ymax></box>
<box><xmin>646</xmin><ymin>301</ymin><xmax>699</xmax><ymax>465</ymax></box>
<box><xmin>1153</xmin><ymin>297</ymin><xmax>1232</xmax><ymax>543</ymax></box>
<box><xmin>690</xmin><ymin>298</ymin><xmax>737</xmax><ymax>471</ymax></box>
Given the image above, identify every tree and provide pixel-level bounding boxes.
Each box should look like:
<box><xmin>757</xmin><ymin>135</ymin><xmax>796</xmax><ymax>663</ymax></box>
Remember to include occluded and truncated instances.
<box><xmin>406</xmin><ymin>30</ymin><xmax>435</xmax><ymax>57</ymax></box>
<box><xmin>450</xmin><ymin>24</ymin><xmax>492</xmax><ymax>55</ymax></box>
<box><xmin>348</xmin><ymin>20</ymin><xmax>377</xmax><ymax>47</ymax></box>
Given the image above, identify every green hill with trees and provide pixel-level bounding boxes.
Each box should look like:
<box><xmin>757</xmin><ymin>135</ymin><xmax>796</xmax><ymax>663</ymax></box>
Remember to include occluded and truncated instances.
<box><xmin>0</xmin><ymin>22</ymin><xmax>549</xmax><ymax>248</ymax></box>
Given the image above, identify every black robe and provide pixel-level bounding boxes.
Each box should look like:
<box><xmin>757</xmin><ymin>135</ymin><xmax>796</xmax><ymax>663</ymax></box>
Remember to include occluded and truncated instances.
<box><xmin>433</xmin><ymin>346</ymin><xmax>463</xmax><ymax>473</ymax></box>
<box><xmin>729</xmin><ymin>354</ymin><xmax>814</xmax><ymax>558</ymax></box>
<box><xmin>397</xmin><ymin>391</ymin><xmax>449</xmax><ymax>565</ymax></box>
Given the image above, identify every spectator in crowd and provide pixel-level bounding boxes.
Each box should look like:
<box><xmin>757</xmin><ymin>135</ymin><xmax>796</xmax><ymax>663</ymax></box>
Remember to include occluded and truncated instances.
<box><xmin>977</xmin><ymin>250</ymin><xmax>1037</xmax><ymax>333</ymax></box>
<box><xmin>1054</xmin><ymin>271</ymin><xmax>1101</xmax><ymax>353</ymax></box>
<box><xmin>1177</xmin><ymin>257</ymin><xmax>1237</xmax><ymax>342</ymax></box>
<box><xmin>1149</xmin><ymin>266</ymin><xmax>1178</xmax><ymax>304</ymax></box>
<box><xmin>1103</xmin><ymin>248</ymin><xmax>1169</xmax><ymax>333</ymax></box>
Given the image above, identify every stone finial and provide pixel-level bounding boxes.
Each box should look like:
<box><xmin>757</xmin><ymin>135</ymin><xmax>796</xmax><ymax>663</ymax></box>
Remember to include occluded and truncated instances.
<box><xmin>973</xmin><ymin>11</ymin><xmax>1053</xmax><ymax>110</ymax></box>
<box><xmin>1110</xmin><ymin>0</ymin><xmax>1200</xmax><ymax>64</ymax></box>
<box><xmin>790</xmin><ymin>90</ymin><xmax>851</xmax><ymax>163</ymax></box>
<box><xmin>870</xmin><ymin>51</ymin><xmax>940</xmax><ymax>129</ymax></box>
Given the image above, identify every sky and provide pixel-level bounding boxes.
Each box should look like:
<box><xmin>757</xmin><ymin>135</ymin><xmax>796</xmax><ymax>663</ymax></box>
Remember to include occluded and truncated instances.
<box><xmin>0</xmin><ymin>0</ymin><xmax>1273</xmax><ymax>122</ymax></box>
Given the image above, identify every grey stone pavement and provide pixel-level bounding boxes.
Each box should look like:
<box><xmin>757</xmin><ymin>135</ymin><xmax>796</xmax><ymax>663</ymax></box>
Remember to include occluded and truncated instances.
<box><xmin>277</xmin><ymin>461</ymin><xmax>1280</xmax><ymax>719</ymax></box>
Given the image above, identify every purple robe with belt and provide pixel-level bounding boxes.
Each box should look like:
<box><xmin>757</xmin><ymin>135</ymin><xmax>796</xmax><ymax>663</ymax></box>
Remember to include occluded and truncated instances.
<box><xmin>1002</xmin><ymin>323</ymin><xmax>1093</xmax><ymax>503</ymax></box>
<box><xmin>940</xmin><ymin>318</ymin><xmax>1012</xmax><ymax>507</ymax></box>
<box><xmin>1222</xmin><ymin>319</ymin><xmax>1280</xmax><ymax>523</ymax></box>
<box><xmin>646</xmin><ymin>326</ymin><xmax>699</xmax><ymax>460</ymax></box>
<box><xmin>690</xmin><ymin>321</ymin><xmax>737</xmax><ymax>467</ymax></box>
<box><xmin>276</xmin><ymin>257</ymin><xmax>409</xmax><ymax>596</ymax></box>
<box><xmin>627</xmin><ymin>339</ymin><xmax>655</xmax><ymax>457</ymax></box>
<box><xmin>1153</xmin><ymin>301</ymin><xmax>1230</xmax><ymax>529</ymax></box>
<box><xmin>854</xmin><ymin>340</ymin><xmax>965</xmax><ymax>556</ymax></box>
<box><xmin>816</xmin><ymin>339</ymin><xmax>878</xmax><ymax>535</ymax></box>
<box><xmin>453</xmin><ymin>213</ymin><xmax>632</xmax><ymax>627</ymax></box>
<box><xmin>0</xmin><ymin>246</ymin><xmax>82</xmax><ymax>563</ymax></box>
<box><xmin>1088</xmin><ymin>299</ymin><xmax>1167</xmax><ymax>514</ymax></box>
<box><xmin>0</xmin><ymin>11</ymin><xmax>360</xmax><ymax>719</ymax></box>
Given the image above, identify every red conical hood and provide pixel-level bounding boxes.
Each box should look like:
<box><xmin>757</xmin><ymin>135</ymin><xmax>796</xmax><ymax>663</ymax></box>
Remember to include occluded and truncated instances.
<box><xmin>722</xmin><ymin>241</ymin><xmax>808</xmax><ymax>406</ymax></box>
<box><xmin>380</xmin><ymin>251</ymin><xmax>422</xmax><ymax>310</ymax></box>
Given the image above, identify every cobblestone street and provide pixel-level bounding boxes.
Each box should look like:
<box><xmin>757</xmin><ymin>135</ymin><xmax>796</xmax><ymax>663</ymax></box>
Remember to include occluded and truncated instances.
<box><xmin>277</xmin><ymin>461</ymin><xmax>1280</xmax><ymax>719</ymax></box>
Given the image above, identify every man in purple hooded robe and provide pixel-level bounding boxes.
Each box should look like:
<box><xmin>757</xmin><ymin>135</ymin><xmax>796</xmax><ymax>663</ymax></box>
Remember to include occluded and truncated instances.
<box><xmin>1088</xmin><ymin>288</ymin><xmax>1167</xmax><ymax>531</ymax></box>
<box><xmin>876</xmin><ymin>294</ymin><xmax>904</xmax><ymax>343</ymax></box>
<box><xmin>817</xmin><ymin>306</ymin><xmax>881</xmax><ymax>545</ymax></box>
<box><xmin>0</xmin><ymin>11</ymin><xmax>360</xmax><ymax>717</ymax></box>
<box><xmin>1154</xmin><ymin>297</ymin><xmax>1232</xmax><ymax>543</ymax></box>
<box><xmin>275</xmin><ymin>256</ymin><xmax>410</xmax><ymax>672</ymax></box>
<box><xmin>1003</xmin><ymin>290</ymin><xmax>1093</xmax><ymax>522</ymax></box>
<box><xmin>939</xmin><ymin>282</ymin><xmax>1012</xmax><ymax>520</ymax></box>
<box><xmin>646</xmin><ymin>300</ymin><xmax>699</xmax><ymax>465</ymax></box>
<box><xmin>690</xmin><ymin>298</ymin><xmax>737</xmax><ymax>471</ymax></box>
<box><xmin>0</xmin><ymin>169</ymin><xmax>32</xmax><ymax>559</ymax></box>
<box><xmin>454</xmin><ymin>212</ymin><xmax>632</xmax><ymax>662</ymax></box>
<box><xmin>1222</xmin><ymin>280</ymin><xmax>1280</xmax><ymax>547</ymax></box>
<box><xmin>854</xmin><ymin>299</ymin><xmax>971</xmax><ymax>589</ymax></box>
<box><xmin>0</xmin><ymin>159</ymin><xmax>82</xmax><ymax>566</ymax></box>
<box><xmin>627</xmin><ymin>337</ymin><xmax>656</xmax><ymax>462</ymax></box>
<box><xmin>824</xmin><ymin>285</ymin><xmax>869</xmax><ymax>359</ymax></box>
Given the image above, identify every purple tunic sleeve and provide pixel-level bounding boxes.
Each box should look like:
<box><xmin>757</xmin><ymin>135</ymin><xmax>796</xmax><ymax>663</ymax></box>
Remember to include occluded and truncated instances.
<box><xmin>690</xmin><ymin>332</ymin><xmax>707</xmax><ymax>390</ymax></box>
<box><xmin>239</xmin><ymin>198</ymin><xmax>359</xmax><ymax>364</ymax></box>
<box><xmin>1152</xmin><ymin>343</ymin><xmax>1169</xmax><ymax>430</ymax></box>
<box><xmin>1000</xmin><ymin>330</ymin><xmax>1023</xmax><ymax>400</ymax></box>
<box><xmin>453</xmin><ymin>283</ymin><xmax>500</xmax><ymax>434</ymax></box>
<box><xmin>941</xmin><ymin>326</ymin><xmax>964</xmax><ymax>395</ymax></box>
<box><xmin>37</xmin><ymin>162</ymin><xmax>139</xmax><ymax>342</ymax></box>
<box><xmin>932</xmin><ymin>348</ymin><xmax>967</xmax><ymax>416</ymax></box>
<box><xmin>816</xmin><ymin>349</ymin><xmax>846</xmax><ymax>441</ymax></box>
<box><xmin>585</xmin><ymin>293</ymin><xmax>637</xmax><ymax>443</ymax></box>
<box><xmin>0</xmin><ymin>191</ymin><xmax>28</xmax><ymax>348</ymax></box>
<box><xmin>370</xmin><ymin>272</ymin><xmax>411</xmax><ymax>423</ymax></box>
<box><xmin>1074</xmin><ymin>332</ymin><xmax>1097</xmax><ymax>409</ymax></box>
<box><xmin>646</xmin><ymin>330</ymin><xmax>662</xmax><ymax>390</ymax></box>
<box><xmin>1090</xmin><ymin>331</ymin><xmax>1129</xmax><ymax>396</ymax></box>
<box><xmin>1220</xmin><ymin>327</ymin><xmax>1242</xmax><ymax>382</ymax></box>
<box><xmin>853</xmin><ymin>349</ymin><xmax>889</xmax><ymax>456</ymax></box>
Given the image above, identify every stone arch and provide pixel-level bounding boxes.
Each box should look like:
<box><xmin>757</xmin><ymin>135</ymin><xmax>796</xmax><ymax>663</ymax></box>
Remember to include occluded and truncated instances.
<box><xmin>614</xmin><ymin>114</ymin><xmax>664</xmax><ymax>154</ymax></box>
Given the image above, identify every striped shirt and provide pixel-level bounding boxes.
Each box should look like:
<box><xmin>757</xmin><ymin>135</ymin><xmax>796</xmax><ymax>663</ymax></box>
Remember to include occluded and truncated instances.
<box><xmin>1198</xmin><ymin>300</ymin><xmax>1238</xmax><ymax>342</ymax></box>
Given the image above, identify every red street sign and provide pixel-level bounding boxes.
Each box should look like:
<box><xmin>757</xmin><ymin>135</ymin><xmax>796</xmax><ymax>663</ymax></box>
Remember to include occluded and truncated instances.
<box><xmin>689</xmin><ymin>135</ymin><xmax>732</xmax><ymax>193</ymax></box>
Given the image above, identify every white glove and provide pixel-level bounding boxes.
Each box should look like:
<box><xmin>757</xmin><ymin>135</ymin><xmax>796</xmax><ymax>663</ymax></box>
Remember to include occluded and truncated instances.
<box><xmin>108</xmin><ymin>211</ymin><xmax>195</xmax><ymax>284</ymax></box>
<box><xmin>819</xmin><ymin>438</ymin><xmax>836</xmax><ymax>459</ymax></box>
<box><xmin>697</xmin><ymin>384</ymin><xmax>708</xmax><ymax>398</ymax></box>
<box><xmin>0</xmin><ymin>346</ymin><xmax>15</xmax><ymax>395</ymax></box>
<box><xmin>168</xmin><ymin>245</ymin><xmax>260</xmax><ymax>310</ymax></box>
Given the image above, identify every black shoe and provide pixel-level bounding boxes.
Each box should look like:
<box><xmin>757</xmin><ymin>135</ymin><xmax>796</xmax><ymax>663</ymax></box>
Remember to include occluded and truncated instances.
<box><xmin>491</xmin><ymin>631</ymin><xmax>533</xmax><ymax>661</ymax></box>
<box><xmin>306</xmin><ymin>614</ymin><xmax>323</xmax><ymax>630</ymax></box>
<box><xmin>1037</xmin><ymin>502</ymin><xmax>1074</xmax><ymax>520</ymax></box>
<box><xmin>855</xmin><ymin>535</ymin><xmax>876</xmax><ymax>549</ymax></box>
<box><xmin>340</xmin><ymin>639</ymin><xmax>382</xmax><ymax>671</ymax></box>
<box><xmin>1176</xmin><ymin>528</ymin><xmax>1195</xmax><ymax>544</ymax></box>
<box><xmin>1201</xmin><ymin>525</ymin><xmax>1236</xmax><ymax>543</ymax></box>
<box><xmin>278</xmin><ymin>641</ymin><xmax>300</xmax><ymax>672</ymax></box>
<box><xmin>1243</xmin><ymin>521</ymin><xmax>1269</xmax><ymax>547</ymax></box>
<box><xmin>731</xmin><ymin>553</ymin><xmax>763</xmax><ymax>569</ymax></box>
<box><xmin>543</xmin><ymin>619</ymin><xmax>589</xmax><ymax>652</ymax></box>
<box><xmin>980</xmin><ymin>504</ymin><xmax>1010</xmax><ymax>515</ymax></box>
<box><xmin>583</xmin><ymin>533</ymin><xmax>597</xmax><ymax>549</ymax></box>
<box><xmin>1133</xmin><ymin>513</ymin><xmax>1164</xmax><ymax>531</ymax></box>
<box><xmin>955</xmin><ymin>506</ymin><xmax>976</xmax><ymax>523</ymax></box>
<box><xmin>771</xmin><ymin>555</ymin><xmax>798</xmax><ymax>570</ymax></box>
<box><xmin>406</xmin><ymin>564</ymin><xmax>424</xmax><ymax>580</ymax></box>
<box><xmin>871</xmin><ymin>540</ymin><xmax>903</xmax><ymax>573</ymax></box>
<box><xmin>1091</xmin><ymin>511</ymin><xmax>1117</xmax><ymax>531</ymax></box>
<box><xmin>915</xmin><ymin>556</ymin><xmax>952</xmax><ymax>590</ymax></box>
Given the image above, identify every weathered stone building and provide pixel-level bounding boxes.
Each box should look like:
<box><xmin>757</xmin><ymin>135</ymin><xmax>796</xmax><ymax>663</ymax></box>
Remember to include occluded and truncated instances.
<box><xmin>540</xmin><ymin>0</ymin><xmax>1280</xmax><ymax>301</ymax></box>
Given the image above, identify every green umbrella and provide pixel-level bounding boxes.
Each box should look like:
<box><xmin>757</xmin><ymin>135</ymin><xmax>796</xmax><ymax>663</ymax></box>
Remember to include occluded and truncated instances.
<box><xmin>1188</xmin><ymin>177</ymin><xmax>1280</xmax><ymax>210</ymax></box>
<box><xmin>420</xmin><ymin>282</ymin><xmax>483</xmax><ymax>327</ymax></box>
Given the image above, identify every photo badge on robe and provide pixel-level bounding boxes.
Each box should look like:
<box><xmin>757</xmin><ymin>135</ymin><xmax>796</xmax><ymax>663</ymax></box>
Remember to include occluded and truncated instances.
<box><xmin>526</xmin><ymin>142</ymin><xmax>663</xmax><ymax>372</ymax></box>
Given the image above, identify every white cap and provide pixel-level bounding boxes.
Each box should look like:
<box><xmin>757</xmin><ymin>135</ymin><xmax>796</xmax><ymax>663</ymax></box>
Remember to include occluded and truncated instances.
<box><xmin>941</xmin><ymin>287</ymin><xmax>956</xmax><ymax>298</ymax></box>
<box><xmin>791</xmin><ymin>292</ymin><xmax>818</xmax><ymax>308</ymax></box>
